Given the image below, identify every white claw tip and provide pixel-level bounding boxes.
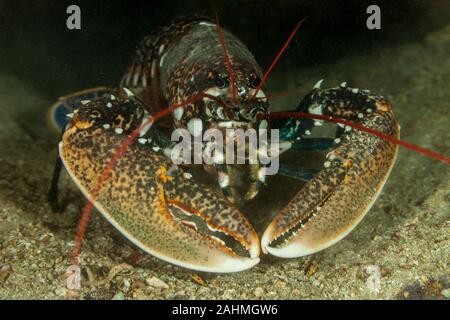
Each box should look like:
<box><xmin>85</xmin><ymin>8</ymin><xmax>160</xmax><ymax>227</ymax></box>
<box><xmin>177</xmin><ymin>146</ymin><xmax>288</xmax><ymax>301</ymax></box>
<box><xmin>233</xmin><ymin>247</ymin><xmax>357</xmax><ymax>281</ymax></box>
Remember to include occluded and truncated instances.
<box><xmin>340</xmin><ymin>82</ymin><xmax>347</xmax><ymax>88</ymax></box>
<box><xmin>313</xmin><ymin>79</ymin><xmax>324</xmax><ymax>89</ymax></box>
<box><xmin>123</xmin><ymin>87</ymin><xmax>134</xmax><ymax>97</ymax></box>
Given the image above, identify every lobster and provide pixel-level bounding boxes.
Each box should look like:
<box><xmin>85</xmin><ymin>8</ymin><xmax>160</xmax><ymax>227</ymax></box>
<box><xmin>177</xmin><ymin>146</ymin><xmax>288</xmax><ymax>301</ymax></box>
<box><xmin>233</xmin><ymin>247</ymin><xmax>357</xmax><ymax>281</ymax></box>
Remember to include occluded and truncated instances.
<box><xmin>48</xmin><ymin>16</ymin><xmax>399</xmax><ymax>273</ymax></box>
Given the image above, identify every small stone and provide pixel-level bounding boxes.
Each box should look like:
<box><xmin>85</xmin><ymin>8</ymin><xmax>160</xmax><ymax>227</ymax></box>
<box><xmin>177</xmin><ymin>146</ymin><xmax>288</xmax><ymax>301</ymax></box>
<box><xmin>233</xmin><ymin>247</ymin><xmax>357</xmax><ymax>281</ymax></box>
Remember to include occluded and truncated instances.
<box><xmin>0</xmin><ymin>265</ymin><xmax>11</xmax><ymax>284</ymax></box>
<box><xmin>145</xmin><ymin>276</ymin><xmax>169</xmax><ymax>289</ymax></box>
<box><xmin>54</xmin><ymin>287</ymin><xmax>67</xmax><ymax>296</ymax></box>
<box><xmin>223</xmin><ymin>289</ymin><xmax>236</xmax><ymax>299</ymax></box>
<box><xmin>122</xmin><ymin>279</ymin><xmax>131</xmax><ymax>292</ymax></box>
<box><xmin>441</xmin><ymin>288</ymin><xmax>450</xmax><ymax>298</ymax></box>
<box><xmin>174</xmin><ymin>290</ymin><xmax>186</xmax><ymax>299</ymax></box>
<box><xmin>254</xmin><ymin>287</ymin><xmax>264</xmax><ymax>298</ymax></box>
<box><xmin>112</xmin><ymin>292</ymin><xmax>125</xmax><ymax>300</ymax></box>
<box><xmin>132</xmin><ymin>289</ymin><xmax>146</xmax><ymax>300</ymax></box>
<box><xmin>183</xmin><ymin>172</ymin><xmax>192</xmax><ymax>180</ymax></box>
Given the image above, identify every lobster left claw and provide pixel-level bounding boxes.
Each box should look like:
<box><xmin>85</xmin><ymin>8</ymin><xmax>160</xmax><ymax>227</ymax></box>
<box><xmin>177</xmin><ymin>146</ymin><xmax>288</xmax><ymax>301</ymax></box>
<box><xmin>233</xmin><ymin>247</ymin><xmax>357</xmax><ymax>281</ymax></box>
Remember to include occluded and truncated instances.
<box><xmin>59</xmin><ymin>93</ymin><xmax>260</xmax><ymax>272</ymax></box>
<box><xmin>262</xmin><ymin>87</ymin><xmax>400</xmax><ymax>258</ymax></box>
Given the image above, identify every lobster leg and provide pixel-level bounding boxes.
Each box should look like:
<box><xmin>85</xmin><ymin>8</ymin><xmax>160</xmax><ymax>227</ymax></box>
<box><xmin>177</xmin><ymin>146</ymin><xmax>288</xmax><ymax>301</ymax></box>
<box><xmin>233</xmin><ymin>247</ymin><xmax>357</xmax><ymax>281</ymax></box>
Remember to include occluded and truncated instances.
<box><xmin>262</xmin><ymin>85</ymin><xmax>400</xmax><ymax>258</ymax></box>
<box><xmin>278</xmin><ymin>164</ymin><xmax>316</xmax><ymax>182</ymax></box>
<box><xmin>58</xmin><ymin>89</ymin><xmax>260</xmax><ymax>272</ymax></box>
<box><xmin>290</xmin><ymin>137</ymin><xmax>335</xmax><ymax>151</ymax></box>
<box><xmin>47</xmin><ymin>151</ymin><xmax>63</xmax><ymax>212</ymax></box>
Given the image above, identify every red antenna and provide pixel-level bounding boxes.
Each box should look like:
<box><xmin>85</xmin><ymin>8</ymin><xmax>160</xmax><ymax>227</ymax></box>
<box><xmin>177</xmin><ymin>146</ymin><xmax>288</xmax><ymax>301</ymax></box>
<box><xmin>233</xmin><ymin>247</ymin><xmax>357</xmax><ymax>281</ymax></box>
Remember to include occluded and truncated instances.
<box><xmin>252</xmin><ymin>18</ymin><xmax>306</xmax><ymax>100</ymax></box>
<box><xmin>267</xmin><ymin>111</ymin><xmax>450</xmax><ymax>165</ymax></box>
<box><xmin>216</xmin><ymin>14</ymin><xmax>238</xmax><ymax>102</ymax></box>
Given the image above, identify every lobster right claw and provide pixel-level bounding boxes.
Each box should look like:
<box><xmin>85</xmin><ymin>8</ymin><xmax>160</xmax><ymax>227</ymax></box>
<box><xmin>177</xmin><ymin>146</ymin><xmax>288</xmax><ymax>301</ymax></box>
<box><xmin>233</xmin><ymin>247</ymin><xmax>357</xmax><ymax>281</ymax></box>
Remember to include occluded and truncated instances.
<box><xmin>59</xmin><ymin>92</ymin><xmax>260</xmax><ymax>273</ymax></box>
<box><xmin>262</xmin><ymin>87</ymin><xmax>400</xmax><ymax>258</ymax></box>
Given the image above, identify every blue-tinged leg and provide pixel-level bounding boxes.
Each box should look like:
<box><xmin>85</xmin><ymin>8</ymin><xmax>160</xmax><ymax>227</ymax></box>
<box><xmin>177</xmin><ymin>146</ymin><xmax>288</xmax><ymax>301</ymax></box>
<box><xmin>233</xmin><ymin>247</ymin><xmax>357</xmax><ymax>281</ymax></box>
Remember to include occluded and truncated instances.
<box><xmin>47</xmin><ymin>86</ymin><xmax>113</xmax><ymax>132</ymax></box>
<box><xmin>272</xmin><ymin>117</ymin><xmax>315</xmax><ymax>142</ymax></box>
<box><xmin>278</xmin><ymin>164</ymin><xmax>317</xmax><ymax>181</ymax></box>
<box><xmin>290</xmin><ymin>137</ymin><xmax>335</xmax><ymax>151</ymax></box>
<box><xmin>48</xmin><ymin>129</ymin><xmax>66</xmax><ymax>212</ymax></box>
<box><xmin>48</xmin><ymin>151</ymin><xmax>63</xmax><ymax>212</ymax></box>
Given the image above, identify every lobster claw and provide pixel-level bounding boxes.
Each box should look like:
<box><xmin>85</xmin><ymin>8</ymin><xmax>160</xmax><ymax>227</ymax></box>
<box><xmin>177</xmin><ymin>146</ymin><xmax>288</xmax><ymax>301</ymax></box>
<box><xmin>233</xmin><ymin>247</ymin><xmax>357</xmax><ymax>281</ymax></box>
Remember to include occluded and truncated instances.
<box><xmin>262</xmin><ymin>88</ymin><xmax>400</xmax><ymax>258</ymax></box>
<box><xmin>59</xmin><ymin>95</ymin><xmax>260</xmax><ymax>272</ymax></box>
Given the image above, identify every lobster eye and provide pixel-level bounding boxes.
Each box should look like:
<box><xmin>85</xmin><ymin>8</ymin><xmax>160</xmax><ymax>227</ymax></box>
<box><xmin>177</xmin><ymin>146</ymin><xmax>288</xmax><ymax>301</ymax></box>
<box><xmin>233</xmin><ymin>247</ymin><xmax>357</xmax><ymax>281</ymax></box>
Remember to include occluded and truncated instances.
<box><xmin>214</xmin><ymin>76</ymin><xmax>228</xmax><ymax>89</ymax></box>
<box><xmin>249</xmin><ymin>74</ymin><xmax>261</xmax><ymax>89</ymax></box>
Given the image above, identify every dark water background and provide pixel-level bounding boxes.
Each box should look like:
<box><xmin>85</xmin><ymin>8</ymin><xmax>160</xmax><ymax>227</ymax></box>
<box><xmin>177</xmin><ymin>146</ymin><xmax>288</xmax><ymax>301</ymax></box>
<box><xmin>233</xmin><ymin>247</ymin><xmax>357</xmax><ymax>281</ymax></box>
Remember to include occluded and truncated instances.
<box><xmin>1</xmin><ymin>0</ymin><xmax>449</xmax><ymax>100</ymax></box>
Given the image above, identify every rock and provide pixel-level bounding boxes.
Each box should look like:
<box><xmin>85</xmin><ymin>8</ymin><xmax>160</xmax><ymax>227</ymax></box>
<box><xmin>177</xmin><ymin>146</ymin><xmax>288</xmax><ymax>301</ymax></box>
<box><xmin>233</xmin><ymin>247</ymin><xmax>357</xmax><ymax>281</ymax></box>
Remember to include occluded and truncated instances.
<box><xmin>0</xmin><ymin>265</ymin><xmax>11</xmax><ymax>285</ymax></box>
<box><xmin>441</xmin><ymin>288</ymin><xmax>450</xmax><ymax>299</ymax></box>
<box><xmin>145</xmin><ymin>276</ymin><xmax>169</xmax><ymax>289</ymax></box>
<box><xmin>254</xmin><ymin>287</ymin><xmax>264</xmax><ymax>298</ymax></box>
<box><xmin>54</xmin><ymin>287</ymin><xmax>67</xmax><ymax>296</ymax></box>
<box><xmin>112</xmin><ymin>292</ymin><xmax>125</xmax><ymax>300</ymax></box>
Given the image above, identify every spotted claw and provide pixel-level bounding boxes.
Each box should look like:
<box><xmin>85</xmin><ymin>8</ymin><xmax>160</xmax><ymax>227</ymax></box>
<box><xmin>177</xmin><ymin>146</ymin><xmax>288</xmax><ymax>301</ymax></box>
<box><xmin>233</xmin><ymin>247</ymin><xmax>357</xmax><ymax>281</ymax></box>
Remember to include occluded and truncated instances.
<box><xmin>262</xmin><ymin>87</ymin><xmax>399</xmax><ymax>258</ymax></box>
<box><xmin>59</xmin><ymin>94</ymin><xmax>260</xmax><ymax>272</ymax></box>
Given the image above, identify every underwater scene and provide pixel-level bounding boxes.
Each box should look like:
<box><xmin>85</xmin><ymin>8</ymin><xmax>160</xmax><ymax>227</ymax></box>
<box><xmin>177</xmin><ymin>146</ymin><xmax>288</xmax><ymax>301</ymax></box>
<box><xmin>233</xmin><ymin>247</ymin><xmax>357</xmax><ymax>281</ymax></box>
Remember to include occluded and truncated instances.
<box><xmin>0</xmin><ymin>0</ymin><xmax>449</xmax><ymax>300</ymax></box>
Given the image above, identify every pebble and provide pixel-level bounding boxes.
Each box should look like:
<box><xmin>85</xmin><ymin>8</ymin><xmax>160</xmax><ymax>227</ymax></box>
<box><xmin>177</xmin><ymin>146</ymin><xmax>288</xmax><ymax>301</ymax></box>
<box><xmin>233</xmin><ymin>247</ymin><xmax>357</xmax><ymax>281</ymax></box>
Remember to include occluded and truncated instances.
<box><xmin>132</xmin><ymin>289</ymin><xmax>146</xmax><ymax>300</ymax></box>
<box><xmin>254</xmin><ymin>287</ymin><xmax>264</xmax><ymax>298</ymax></box>
<box><xmin>145</xmin><ymin>276</ymin><xmax>169</xmax><ymax>289</ymax></box>
<box><xmin>174</xmin><ymin>290</ymin><xmax>186</xmax><ymax>299</ymax></box>
<box><xmin>112</xmin><ymin>292</ymin><xmax>125</xmax><ymax>300</ymax></box>
<box><xmin>222</xmin><ymin>289</ymin><xmax>236</xmax><ymax>299</ymax></box>
<box><xmin>441</xmin><ymin>288</ymin><xmax>450</xmax><ymax>299</ymax></box>
<box><xmin>54</xmin><ymin>287</ymin><xmax>67</xmax><ymax>296</ymax></box>
<box><xmin>275</xmin><ymin>280</ymin><xmax>287</xmax><ymax>288</ymax></box>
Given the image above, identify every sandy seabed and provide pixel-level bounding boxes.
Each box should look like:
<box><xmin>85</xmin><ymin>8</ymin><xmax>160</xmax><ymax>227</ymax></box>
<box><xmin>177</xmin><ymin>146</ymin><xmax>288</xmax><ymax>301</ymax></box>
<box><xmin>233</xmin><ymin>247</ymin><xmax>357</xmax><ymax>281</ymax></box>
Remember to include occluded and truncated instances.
<box><xmin>0</xmin><ymin>20</ymin><xmax>449</xmax><ymax>300</ymax></box>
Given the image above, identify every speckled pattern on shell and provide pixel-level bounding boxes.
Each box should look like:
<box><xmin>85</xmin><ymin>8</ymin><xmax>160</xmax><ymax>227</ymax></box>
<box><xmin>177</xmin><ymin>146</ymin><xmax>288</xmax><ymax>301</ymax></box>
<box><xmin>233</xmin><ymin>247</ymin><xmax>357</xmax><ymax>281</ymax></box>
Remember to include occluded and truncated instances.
<box><xmin>55</xmin><ymin>16</ymin><xmax>402</xmax><ymax>267</ymax></box>
<box><xmin>59</xmin><ymin>94</ymin><xmax>259</xmax><ymax>269</ymax></box>
<box><xmin>265</xmin><ymin>87</ymin><xmax>400</xmax><ymax>250</ymax></box>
